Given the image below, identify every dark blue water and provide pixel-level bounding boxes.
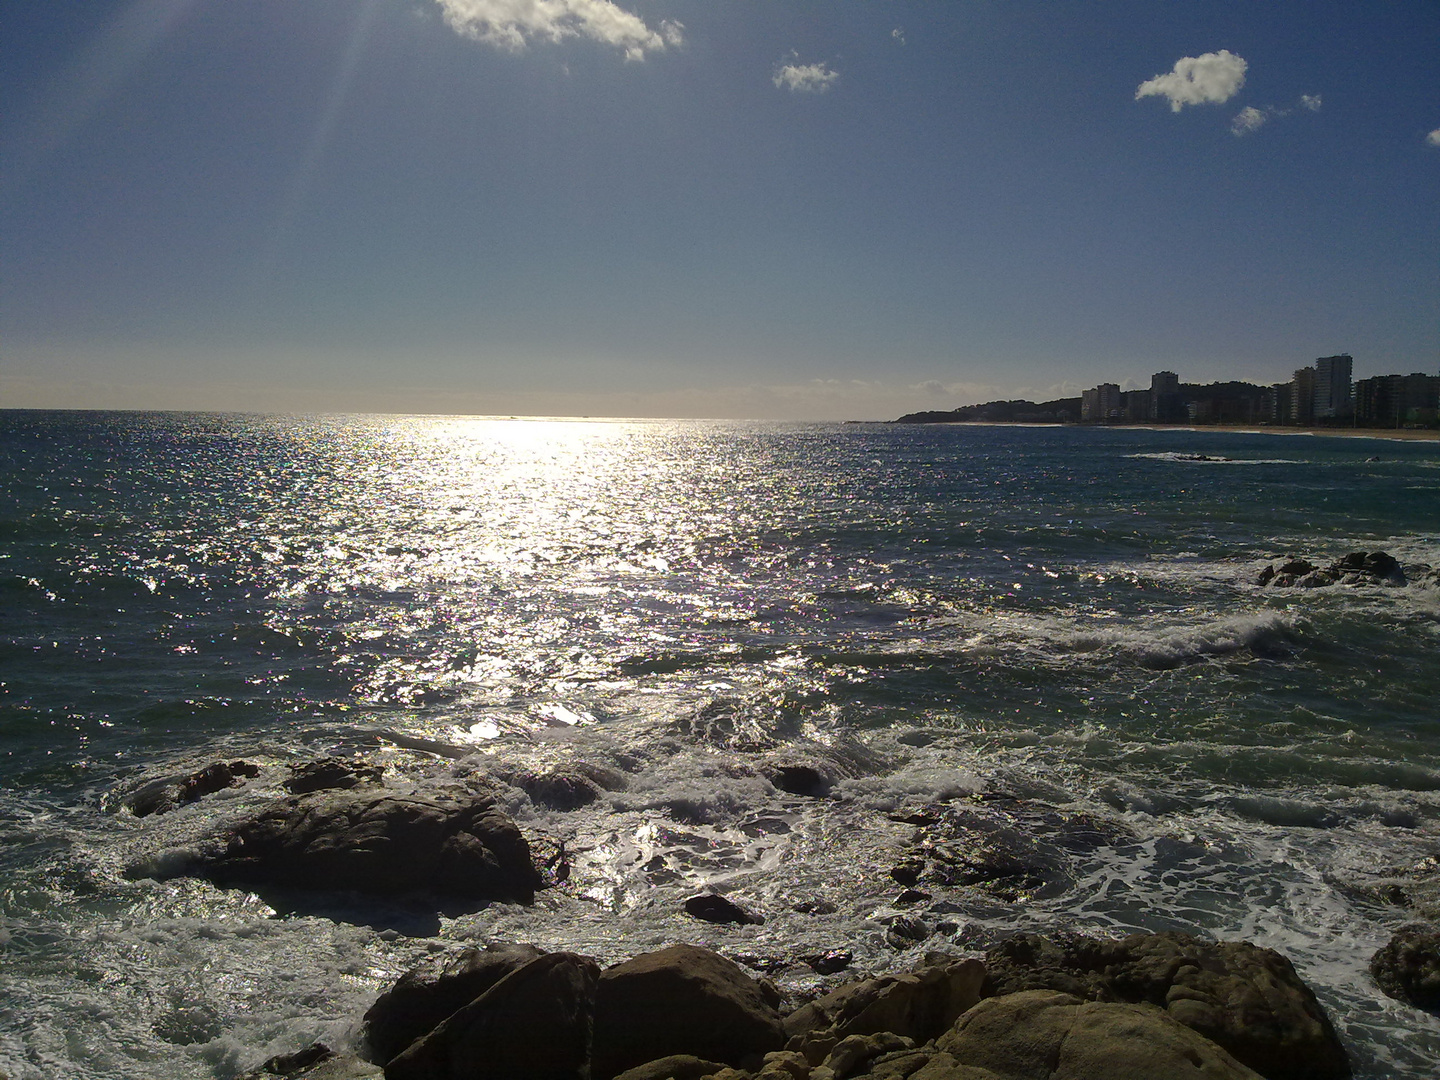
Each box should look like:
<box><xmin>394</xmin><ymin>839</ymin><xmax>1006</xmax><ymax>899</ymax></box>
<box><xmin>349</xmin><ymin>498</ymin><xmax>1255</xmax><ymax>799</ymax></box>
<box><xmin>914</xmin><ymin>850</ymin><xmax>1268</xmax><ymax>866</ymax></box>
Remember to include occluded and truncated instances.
<box><xmin>3</xmin><ymin>410</ymin><xmax>1439</xmax><ymax>1078</ymax></box>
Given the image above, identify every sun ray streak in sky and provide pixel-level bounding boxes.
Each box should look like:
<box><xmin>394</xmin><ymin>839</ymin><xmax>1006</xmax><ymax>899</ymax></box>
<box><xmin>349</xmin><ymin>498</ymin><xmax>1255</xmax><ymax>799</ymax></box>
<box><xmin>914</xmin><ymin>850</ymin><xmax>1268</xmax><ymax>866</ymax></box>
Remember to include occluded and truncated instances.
<box><xmin>247</xmin><ymin>0</ymin><xmax>384</xmax><ymax>289</ymax></box>
<box><xmin>0</xmin><ymin>0</ymin><xmax>195</xmax><ymax>200</ymax></box>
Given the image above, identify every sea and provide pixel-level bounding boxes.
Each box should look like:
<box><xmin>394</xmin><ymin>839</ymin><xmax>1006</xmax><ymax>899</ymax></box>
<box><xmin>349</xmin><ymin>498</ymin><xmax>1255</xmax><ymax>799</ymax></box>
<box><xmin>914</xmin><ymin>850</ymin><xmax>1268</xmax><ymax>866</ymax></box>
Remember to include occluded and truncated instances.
<box><xmin>2</xmin><ymin>409</ymin><xmax>1439</xmax><ymax>1079</ymax></box>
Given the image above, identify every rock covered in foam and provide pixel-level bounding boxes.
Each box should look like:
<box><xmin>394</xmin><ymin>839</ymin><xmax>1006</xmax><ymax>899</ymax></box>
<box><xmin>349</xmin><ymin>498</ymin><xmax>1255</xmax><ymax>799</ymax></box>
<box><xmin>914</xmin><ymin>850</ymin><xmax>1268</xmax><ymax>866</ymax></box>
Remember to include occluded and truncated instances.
<box><xmin>183</xmin><ymin>789</ymin><xmax>544</xmax><ymax>902</ymax></box>
<box><xmin>980</xmin><ymin>931</ymin><xmax>1350</xmax><ymax>1080</ymax></box>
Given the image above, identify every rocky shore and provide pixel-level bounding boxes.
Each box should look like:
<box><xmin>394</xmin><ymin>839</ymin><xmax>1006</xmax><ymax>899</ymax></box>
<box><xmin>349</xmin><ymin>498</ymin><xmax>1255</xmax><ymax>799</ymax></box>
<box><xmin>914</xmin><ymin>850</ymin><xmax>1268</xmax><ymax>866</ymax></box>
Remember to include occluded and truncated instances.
<box><xmin>113</xmin><ymin>749</ymin><xmax>1440</xmax><ymax>1080</ymax></box>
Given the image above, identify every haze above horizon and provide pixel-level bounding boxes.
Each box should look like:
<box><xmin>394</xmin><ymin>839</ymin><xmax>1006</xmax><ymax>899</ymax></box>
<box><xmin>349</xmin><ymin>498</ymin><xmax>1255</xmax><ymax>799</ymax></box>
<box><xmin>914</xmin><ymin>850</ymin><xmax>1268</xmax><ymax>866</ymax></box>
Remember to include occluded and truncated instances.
<box><xmin>2</xmin><ymin>1</ymin><xmax>1437</xmax><ymax>421</ymax></box>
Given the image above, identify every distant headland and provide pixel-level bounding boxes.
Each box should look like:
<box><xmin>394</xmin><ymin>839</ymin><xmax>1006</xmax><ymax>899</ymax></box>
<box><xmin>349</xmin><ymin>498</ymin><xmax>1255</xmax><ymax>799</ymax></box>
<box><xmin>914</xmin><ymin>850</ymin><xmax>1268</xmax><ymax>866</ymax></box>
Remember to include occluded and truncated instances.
<box><xmin>894</xmin><ymin>355</ymin><xmax>1440</xmax><ymax>433</ymax></box>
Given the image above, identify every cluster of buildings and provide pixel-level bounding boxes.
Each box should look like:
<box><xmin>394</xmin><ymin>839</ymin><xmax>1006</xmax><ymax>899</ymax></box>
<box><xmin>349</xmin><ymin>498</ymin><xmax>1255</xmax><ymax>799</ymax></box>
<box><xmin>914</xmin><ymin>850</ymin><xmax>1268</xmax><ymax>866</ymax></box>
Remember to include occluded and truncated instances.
<box><xmin>1079</xmin><ymin>355</ymin><xmax>1440</xmax><ymax>429</ymax></box>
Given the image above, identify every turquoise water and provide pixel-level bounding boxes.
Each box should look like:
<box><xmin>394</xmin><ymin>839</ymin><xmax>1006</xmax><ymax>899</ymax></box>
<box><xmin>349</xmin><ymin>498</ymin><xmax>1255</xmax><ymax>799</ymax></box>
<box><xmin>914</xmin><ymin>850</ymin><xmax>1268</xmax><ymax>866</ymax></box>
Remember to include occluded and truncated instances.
<box><xmin>2</xmin><ymin>411</ymin><xmax>1439</xmax><ymax>1077</ymax></box>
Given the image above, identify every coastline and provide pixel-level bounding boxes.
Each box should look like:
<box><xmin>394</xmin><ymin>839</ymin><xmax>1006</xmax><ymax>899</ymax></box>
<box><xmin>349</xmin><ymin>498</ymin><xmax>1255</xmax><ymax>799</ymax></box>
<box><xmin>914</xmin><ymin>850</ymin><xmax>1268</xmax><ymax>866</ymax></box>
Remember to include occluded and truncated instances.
<box><xmin>897</xmin><ymin>420</ymin><xmax>1440</xmax><ymax>443</ymax></box>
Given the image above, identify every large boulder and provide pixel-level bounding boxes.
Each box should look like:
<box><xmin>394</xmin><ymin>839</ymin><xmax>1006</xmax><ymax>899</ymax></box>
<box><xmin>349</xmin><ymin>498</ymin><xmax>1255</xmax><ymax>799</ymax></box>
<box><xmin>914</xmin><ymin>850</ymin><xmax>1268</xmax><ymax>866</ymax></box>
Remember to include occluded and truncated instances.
<box><xmin>784</xmin><ymin>956</ymin><xmax>986</xmax><ymax>1064</ymax></box>
<box><xmin>591</xmin><ymin>945</ymin><xmax>786</xmax><ymax>1080</ymax></box>
<box><xmin>981</xmin><ymin>932</ymin><xmax>1349</xmax><ymax>1080</ymax></box>
<box><xmin>1370</xmin><ymin>925</ymin><xmax>1440</xmax><ymax>1012</ymax></box>
<box><xmin>188</xmin><ymin>790</ymin><xmax>543</xmax><ymax>902</ymax></box>
<box><xmin>385</xmin><ymin>951</ymin><xmax>600</xmax><ymax>1080</ymax></box>
<box><xmin>363</xmin><ymin>943</ymin><xmax>545</xmax><ymax>1064</ymax></box>
<box><xmin>934</xmin><ymin>989</ymin><xmax>1263</xmax><ymax>1080</ymax></box>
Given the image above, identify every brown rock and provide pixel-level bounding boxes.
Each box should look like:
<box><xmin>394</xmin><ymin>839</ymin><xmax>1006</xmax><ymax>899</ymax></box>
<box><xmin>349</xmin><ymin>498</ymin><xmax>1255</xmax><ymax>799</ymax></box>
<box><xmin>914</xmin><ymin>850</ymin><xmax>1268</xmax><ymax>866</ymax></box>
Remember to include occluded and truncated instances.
<box><xmin>937</xmin><ymin>989</ymin><xmax>1264</xmax><ymax>1080</ymax></box>
<box><xmin>591</xmin><ymin>945</ymin><xmax>786</xmax><ymax>1079</ymax></box>
<box><xmin>785</xmin><ymin>957</ymin><xmax>985</xmax><ymax>1064</ymax></box>
<box><xmin>981</xmin><ymin>932</ymin><xmax>1349</xmax><ymax>1080</ymax></box>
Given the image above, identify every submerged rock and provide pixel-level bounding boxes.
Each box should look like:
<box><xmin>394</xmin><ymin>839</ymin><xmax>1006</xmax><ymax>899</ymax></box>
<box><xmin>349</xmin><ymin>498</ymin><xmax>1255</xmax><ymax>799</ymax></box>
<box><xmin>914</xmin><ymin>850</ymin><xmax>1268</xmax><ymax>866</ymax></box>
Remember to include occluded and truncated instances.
<box><xmin>981</xmin><ymin>931</ymin><xmax>1350</xmax><ymax>1080</ymax></box>
<box><xmin>362</xmin><ymin>943</ymin><xmax>545</xmax><ymax>1065</ymax></box>
<box><xmin>127</xmin><ymin>760</ymin><xmax>261</xmax><ymax>817</ymax></box>
<box><xmin>888</xmin><ymin>797</ymin><xmax>1132</xmax><ymax>903</ymax></box>
<box><xmin>591</xmin><ymin>944</ymin><xmax>786</xmax><ymax>1080</ymax></box>
<box><xmin>1370</xmin><ymin>925</ymin><xmax>1440</xmax><ymax>1012</ymax></box>
<box><xmin>174</xmin><ymin>789</ymin><xmax>543</xmax><ymax>902</ymax></box>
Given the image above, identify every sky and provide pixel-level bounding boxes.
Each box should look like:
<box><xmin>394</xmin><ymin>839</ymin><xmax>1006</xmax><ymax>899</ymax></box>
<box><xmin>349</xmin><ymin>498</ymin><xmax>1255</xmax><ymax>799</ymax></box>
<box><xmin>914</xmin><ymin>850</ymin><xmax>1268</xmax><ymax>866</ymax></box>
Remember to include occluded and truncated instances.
<box><xmin>2</xmin><ymin>0</ymin><xmax>1438</xmax><ymax>420</ymax></box>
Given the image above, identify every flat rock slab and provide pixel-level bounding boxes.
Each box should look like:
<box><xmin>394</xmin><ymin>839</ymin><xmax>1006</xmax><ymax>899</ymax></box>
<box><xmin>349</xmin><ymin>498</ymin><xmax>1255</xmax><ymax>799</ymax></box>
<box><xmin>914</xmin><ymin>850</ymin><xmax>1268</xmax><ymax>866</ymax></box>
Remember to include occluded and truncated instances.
<box><xmin>981</xmin><ymin>931</ymin><xmax>1349</xmax><ymax>1080</ymax></box>
<box><xmin>188</xmin><ymin>789</ymin><xmax>543</xmax><ymax>902</ymax></box>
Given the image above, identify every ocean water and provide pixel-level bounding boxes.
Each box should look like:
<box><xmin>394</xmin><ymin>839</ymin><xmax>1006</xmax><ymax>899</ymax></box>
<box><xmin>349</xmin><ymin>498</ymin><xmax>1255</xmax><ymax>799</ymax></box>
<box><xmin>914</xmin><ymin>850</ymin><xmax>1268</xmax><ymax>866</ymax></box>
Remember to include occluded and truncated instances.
<box><xmin>2</xmin><ymin>409</ymin><xmax>1439</xmax><ymax>1079</ymax></box>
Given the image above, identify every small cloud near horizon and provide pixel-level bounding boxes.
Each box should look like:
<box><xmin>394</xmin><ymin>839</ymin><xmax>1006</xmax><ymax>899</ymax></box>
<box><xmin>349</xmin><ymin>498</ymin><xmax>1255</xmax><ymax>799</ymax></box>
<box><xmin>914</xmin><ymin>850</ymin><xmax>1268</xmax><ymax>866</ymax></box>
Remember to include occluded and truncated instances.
<box><xmin>1136</xmin><ymin>50</ymin><xmax>1247</xmax><ymax>112</ymax></box>
<box><xmin>774</xmin><ymin>54</ymin><xmax>839</xmax><ymax>93</ymax></box>
<box><xmin>892</xmin><ymin>28</ymin><xmax>906</xmax><ymax>46</ymax></box>
<box><xmin>1300</xmin><ymin>94</ymin><xmax>1322</xmax><ymax>111</ymax></box>
<box><xmin>432</xmin><ymin>0</ymin><xmax>682</xmax><ymax>61</ymax></box>
<box><xmin>1427</xmin><ymin>128</ymin><xmax>1440</xmax><ymax>147</ymax></box>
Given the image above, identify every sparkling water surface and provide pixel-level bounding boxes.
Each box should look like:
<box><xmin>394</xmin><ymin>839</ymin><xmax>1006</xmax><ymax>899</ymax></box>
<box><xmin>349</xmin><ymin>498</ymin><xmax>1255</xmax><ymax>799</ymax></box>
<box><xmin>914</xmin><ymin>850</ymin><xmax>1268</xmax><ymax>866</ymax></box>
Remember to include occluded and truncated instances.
<box><xmin>2</xmin><ymin>411</ymin><xmax>1440</xmax><ymax>1078</ymax></box>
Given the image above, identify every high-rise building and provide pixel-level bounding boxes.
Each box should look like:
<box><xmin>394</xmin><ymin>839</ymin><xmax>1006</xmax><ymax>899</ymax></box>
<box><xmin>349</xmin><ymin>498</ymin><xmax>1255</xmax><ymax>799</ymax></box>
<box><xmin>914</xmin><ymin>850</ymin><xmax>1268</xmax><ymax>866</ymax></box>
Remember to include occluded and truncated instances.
<box><xmin>1314</xmin><ymin>354</ymin><xmax>1353</xmax><ymax>419</ymax></box>
<box><xmin>1150</xmin><ymin>371</ymin><xmax>1181</xmax><ymax>421</ymax></box>
<box><xmin>1290</xmin><ymin>367</ymin><xmax>1316</xmax><ymax>426</ymax></box>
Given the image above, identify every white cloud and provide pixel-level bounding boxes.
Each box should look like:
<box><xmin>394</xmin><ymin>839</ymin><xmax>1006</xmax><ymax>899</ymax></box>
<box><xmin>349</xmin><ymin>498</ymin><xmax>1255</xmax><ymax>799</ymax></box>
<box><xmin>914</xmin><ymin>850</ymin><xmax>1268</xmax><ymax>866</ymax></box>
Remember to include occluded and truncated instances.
<box><xmin>1427</xmin><ymin>128</ymin><xmax>1440</xmax><ymax>147</ymax></box>
<box><xmin>1299</xmin><ymin>94</ymin><xmax>1322</xmax><ymax>111</ymax></box>
<box><xmin>773</xmin><ymin>57</ymin><xmax>839</xmax><ymax>94</ymax></box>
<box><xmin>1231</xmin><ymin>105</ymin><xmax>1268</xmax><ymax>136</ymax></box>
<box><xmin>892</xmin><ymin>28</ymin><xmax>906</xmax><ymax>46</ymax></box>
<box><xmin>1136</xmin><ymin>50</ymin><xmax>1247</xmax><ymax>112</ymax></box>
<box><xmin>433</xmin><ymin>0</ymin><xmax>682</xmax><ymax>61</ymax></box>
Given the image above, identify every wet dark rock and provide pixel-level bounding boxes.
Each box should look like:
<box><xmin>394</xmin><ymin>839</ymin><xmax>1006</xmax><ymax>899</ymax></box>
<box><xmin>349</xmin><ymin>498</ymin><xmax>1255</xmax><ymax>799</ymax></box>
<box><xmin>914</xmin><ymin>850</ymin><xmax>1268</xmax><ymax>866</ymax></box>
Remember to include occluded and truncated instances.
<box><xmin>284</xmin><ymin>758</ymin><xmax>383</xmax><ymax>795</ymax></box>
<box><xmin>176</xmin><ymin>790</ymin><xmax>543</xmax><ymax>902</ymax></box>
<box><xmin>1257</xmin><ymin>550</ymin><xmax>1407</xmax><ymax>589</ymax></box>
<box><xmin>981</xmin><ymin>931</ymin><xmax>1350</xmax><ymax>1080</ymax></box>
<box><xmin>806</xmin><ymin>950</ymin><xmax>853</xmax><ymax>975</ymax></box>
<box><xmin>1370</xmin><ymin>924</ymin><xmax>1440</xmax><ymax>1012</ymax></box>
<box><xmin>362</xmin><ymin>943</ymin><xmax>545</xmax><ymax>1065</ymax></box>
<box><xmin>386</xmin><ymin>951</ymin><xmax>600</xmax><ymax>1080</ymax></box>
<box><xmin>513</xmin><ymin>768</ymin><xmax>602</xmax><ymax>810</ymax></box>
<box><xmin>762</xmin><ymin>763</ymin><xmax>830</xmax><ymax>797</ymax></box>
<box><xmin>936</xmin><ymin>989</ymin><xmax>1264</xmax><ymax>1080</ymax></box>
<box><xmin>591</xmin><ymin>944</ymin><xmax>786</xmax><ymax>1079</ymax></box>
<box><xmin>685</xmin><ymin>892</ymin><xmax>764</xmax><ymax>925</ymax></box>
<box><xmin>885</xmin><ymin>915</ymin><xmax>932</xmax><ymax>948</ymax></box>
<box><xmin>890</xmin><ymin>797</ymin><xmax>1132</xmax><ymax>904</ymax></box>
<box><xmin>793</xmin><ymin>898</ymin><xmax>838</xmax><ymax>915</ymax></box>
<box><xmin>128</xmin><ymin>760</ymin><xmax>261</xmax><ymax>817</ymax></box>
<box><xmin>784</xmin><ymin>956</ymin><xmax>985</xmax><ymax>1062</ymax></box>
<box><xmin>238</xmin><ymin>1043</ymin><xmax>382</xmax><ymax>1079</ymax></box>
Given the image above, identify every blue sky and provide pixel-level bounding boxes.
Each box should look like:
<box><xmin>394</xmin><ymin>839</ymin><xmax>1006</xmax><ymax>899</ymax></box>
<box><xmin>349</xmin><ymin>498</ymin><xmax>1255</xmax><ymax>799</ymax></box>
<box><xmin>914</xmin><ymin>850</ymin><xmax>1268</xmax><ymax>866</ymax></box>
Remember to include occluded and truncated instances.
<box><xmin>2</xmin><ymin>0</ymin><xmax>1437</xmax><ymax>419</ymax></box>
